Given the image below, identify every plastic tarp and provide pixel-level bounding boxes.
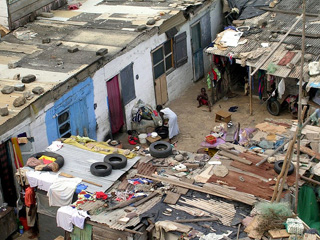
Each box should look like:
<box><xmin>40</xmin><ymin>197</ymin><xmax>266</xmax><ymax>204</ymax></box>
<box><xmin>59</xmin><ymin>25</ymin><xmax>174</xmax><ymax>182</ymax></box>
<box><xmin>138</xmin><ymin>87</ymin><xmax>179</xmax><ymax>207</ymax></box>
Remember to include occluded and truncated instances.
<box><xmin>227</xmin><ymin>0</ymin><xmax>273</xmax><ymax>20</ymax></box>
<box><xmin>298</xmin><ymin>185</ymin><xmax>320</xmax><ymax>233</ymax></box>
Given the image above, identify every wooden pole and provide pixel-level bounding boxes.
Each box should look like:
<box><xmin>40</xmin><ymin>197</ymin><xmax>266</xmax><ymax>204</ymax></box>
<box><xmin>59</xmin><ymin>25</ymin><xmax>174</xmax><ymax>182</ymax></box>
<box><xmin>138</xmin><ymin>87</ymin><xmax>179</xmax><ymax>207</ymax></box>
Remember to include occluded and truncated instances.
<box><xmin>295</xmin><ymin>0</ymin><xmax>306</xmax><ymax>214</ymax></box>
<box><xmin>249</xmin><ymin>66</ymin><xmax>253</xmax><ymax>115</ymax></box>
<box><xmin>250</xmin><ymin>14</ymin><xmax>303</xmax><ymax>77</ymax></box>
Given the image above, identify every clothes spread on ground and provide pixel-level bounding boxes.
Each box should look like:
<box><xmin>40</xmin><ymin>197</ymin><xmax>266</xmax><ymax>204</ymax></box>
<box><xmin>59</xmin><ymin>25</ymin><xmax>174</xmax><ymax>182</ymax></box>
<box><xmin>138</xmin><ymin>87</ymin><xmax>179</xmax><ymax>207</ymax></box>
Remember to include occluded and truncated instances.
<box><xmin>160</xmin><ymin>108</ymin><xmax>179</xmax><ymax>139</ymax></box>
<box><xmin>26</xmin><ymin>171</ymin><xmax>58</xmax><ymax>191</ymax></box>
<box><xmin>72</xmin><ymin>190</ymin><xmax>95</xmax><ymax>209</ymax></box>
<box><xmin>47</xmin><ymin>177</ymin><xmax>82</xmax><ymax>207</ymax></box>
<box><xmin>56</xmin><ymin>206</ymin><xmax>89</xmax><ymax>232</ymax></box>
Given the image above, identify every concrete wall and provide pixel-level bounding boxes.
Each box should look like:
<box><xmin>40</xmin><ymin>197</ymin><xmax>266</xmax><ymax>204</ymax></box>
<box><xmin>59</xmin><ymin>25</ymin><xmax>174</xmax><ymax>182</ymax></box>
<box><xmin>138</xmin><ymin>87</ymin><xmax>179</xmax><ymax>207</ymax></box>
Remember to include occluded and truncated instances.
<box><xmin>93</xmin><ymin>0</ymin><xmax>223</xmax><ymax>141</ymax></box>
<box><xmin>0</xmin><ymin>0</ymin><xmax>9</xmax><ymax>29</ymax></box>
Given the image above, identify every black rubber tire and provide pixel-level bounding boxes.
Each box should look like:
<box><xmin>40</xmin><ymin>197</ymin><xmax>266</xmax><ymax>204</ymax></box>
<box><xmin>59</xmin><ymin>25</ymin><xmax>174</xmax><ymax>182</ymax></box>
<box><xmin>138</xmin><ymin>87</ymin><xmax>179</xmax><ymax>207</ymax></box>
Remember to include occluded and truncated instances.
<box><xmin>274</xmin><ymin>160</ymin><xmax>294</xmax><ymax>175</ymax></box>
<box><xmin>267</xmin><ymin>99</ymin><xmax>281</xmax><ymax>116</ymax></box>
<box><xmin>104</xmin><ymin>154</ymin><xmax>127</xmax><ymax>169</ymax></box>
<box><xmin>90</xmin><ymin>162</ymin><xmax>112</xmax><ymax>177</ymax></box>
<box><xmin>149</xmin><ymin>141</ymin><xmax>172</xmax><ymax>158</ymax></box>
<box><xmin>29</xmin><ymin>152</ymin><xmax>64</xmax><ymax>171</ymax></box>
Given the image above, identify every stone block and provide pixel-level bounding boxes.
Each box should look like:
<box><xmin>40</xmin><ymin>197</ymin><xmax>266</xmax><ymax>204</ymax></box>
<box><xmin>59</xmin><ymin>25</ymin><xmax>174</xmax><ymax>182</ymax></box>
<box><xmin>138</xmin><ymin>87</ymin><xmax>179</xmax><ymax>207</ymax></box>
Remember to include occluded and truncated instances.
<box><xmin>1</xmin><ymin>85</ymin><xmax>14</xmax><ymax>94</ymax></box>
<box><xmin>8</xmin><ymin>62</ymin><xmax>20</xmax><ymax>69</ymax></box>
<box><xmin>14</xmin><ymin>84</ymin><xmax>25</xmax><ymax>91</ymax></box>
<box><xmin>39</xmin><ymin>12</ymin><xmax>54</xmax><ymax>18</ymax></box>
<box><xmin>68</xmin><ymin>47</ymin><xmax>79</xmax><ymax>53</ymax></box>
<box><xmin>32</xmin><ymin>86</ymin><xmax>44</xmax><ymax>95</ymax></box>
<box><xmin>0</xmin><ymin>106</ymin><xmax>9</xmax><ymax>116</ymax></box>
<box><xmin>96</xmin><ymin>48</ymin><xmax>108</xmax><ymax>56</ymax></box>
<box><xmin>13</xmin><ymin>96</ymin><xmax>26</xmax><ymax>107</ymax></box>
<box><xmin>136</xmin><ymin>25</ymin><xmax>147</xmax><ymax>32</ymax></box>
<box><xmin>147</xmin><ymin>19</ymin><xmax>156</xmax><ymax>25</ymax></box>
<box><xmin>13</xmin><ymin>74</ymin><xmax>20</xmax><ymax>80</ymax></box>
<box><xmin>24</xmin><ymin>91</ymin><xmax>34</xmax><ymax>100</ymax></box>
<box><xmin>42</xmin><ymin>38</ymin><xmax>51</xmax><ymax>44</ymax></box>
<box><xmin>22</xmin><ymin>74</ymin><xmax>36</xmax><ymax>83</ymax></box>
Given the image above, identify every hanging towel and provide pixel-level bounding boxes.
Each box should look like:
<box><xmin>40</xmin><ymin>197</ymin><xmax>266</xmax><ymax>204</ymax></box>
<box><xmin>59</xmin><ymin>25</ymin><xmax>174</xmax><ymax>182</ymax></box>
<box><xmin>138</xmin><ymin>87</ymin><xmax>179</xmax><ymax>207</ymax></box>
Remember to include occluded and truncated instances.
<box><xmin>48</xmin><ymin>177</ymin><xmax>82</xmax><ymax>206</ymax></box>
<box><xmin>278</xmin><ymin>78</ymin><xmax>285</xmax><ymax>99</ymax></box>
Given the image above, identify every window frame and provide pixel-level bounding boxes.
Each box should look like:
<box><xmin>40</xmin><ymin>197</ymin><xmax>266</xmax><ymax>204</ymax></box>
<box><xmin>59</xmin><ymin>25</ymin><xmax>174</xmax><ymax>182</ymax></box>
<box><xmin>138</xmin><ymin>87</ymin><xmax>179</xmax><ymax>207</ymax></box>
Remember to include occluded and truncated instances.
<box><xmin>151</xmin><ymin>39</ymin><xmax>174</xmax><ymax>79</ymax></box>
<box><xmin>57</xmin><ymin>109</ymin><xmax>72</xmax><ymax>138</ymax></box>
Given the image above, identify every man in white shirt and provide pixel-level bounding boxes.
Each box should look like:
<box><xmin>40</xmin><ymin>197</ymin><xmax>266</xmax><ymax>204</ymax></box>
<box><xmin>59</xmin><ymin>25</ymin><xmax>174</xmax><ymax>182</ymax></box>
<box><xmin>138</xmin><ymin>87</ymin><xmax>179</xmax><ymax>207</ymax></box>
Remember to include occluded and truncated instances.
<box><xmin>156</xmin><ymin>105</ymin><xmax>179</xmax><ymax>142</ymax></box>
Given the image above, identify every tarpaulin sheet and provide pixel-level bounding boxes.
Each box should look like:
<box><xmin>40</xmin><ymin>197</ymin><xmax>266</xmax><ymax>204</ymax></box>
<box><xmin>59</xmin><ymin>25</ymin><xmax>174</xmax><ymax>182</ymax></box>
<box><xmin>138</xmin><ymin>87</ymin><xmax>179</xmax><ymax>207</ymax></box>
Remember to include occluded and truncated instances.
<box><xmin>227</xmin><ymin>0</ymin><xmax>273</xmax><ymax>20</ymax></box>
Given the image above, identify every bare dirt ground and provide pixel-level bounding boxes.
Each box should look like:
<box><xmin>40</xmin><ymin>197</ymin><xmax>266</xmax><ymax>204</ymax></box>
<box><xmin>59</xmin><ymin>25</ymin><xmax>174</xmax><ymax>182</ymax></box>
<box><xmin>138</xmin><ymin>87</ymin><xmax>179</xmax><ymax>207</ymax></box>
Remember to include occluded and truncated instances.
<box><xmin>168</xmin><ymin>78</ymin><xmax>293</xmax><ymax>153</ymax></box>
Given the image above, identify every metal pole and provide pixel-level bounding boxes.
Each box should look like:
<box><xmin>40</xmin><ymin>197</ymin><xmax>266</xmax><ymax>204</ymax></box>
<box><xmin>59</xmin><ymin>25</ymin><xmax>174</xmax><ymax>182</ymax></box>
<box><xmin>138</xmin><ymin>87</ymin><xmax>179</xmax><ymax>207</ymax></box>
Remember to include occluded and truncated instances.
<box><xmin>295</xmin><ymin>0</ymin><xmax>306</xmax><ymax>214</ymax></box>
<box><xmin>249</xmin><ymin>66</ymin><xmax>253</xmax><ymax>115</ymax></box>
<box><xmin>250</xmin><ymin>14</ymin><xmax>303</xmax><ymax>77</ymax></box>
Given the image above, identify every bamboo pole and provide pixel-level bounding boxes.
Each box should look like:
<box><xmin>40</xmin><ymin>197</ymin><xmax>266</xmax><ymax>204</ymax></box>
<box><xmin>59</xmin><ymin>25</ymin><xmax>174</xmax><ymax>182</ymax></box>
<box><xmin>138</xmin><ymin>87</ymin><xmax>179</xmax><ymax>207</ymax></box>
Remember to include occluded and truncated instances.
<box><xmin>295</xmin><ymin>0</ymin><xmax>306</xmax><ymax>214</ymax></box>
<box><xmin>271</xmin><ymin>106</ymin><xmax>307</xmax><ymax>202</ymax></box>
<box><xmin>250</xmin><ymin>14</ymin><xmax>303</xmax><ymax>77</ymax></box>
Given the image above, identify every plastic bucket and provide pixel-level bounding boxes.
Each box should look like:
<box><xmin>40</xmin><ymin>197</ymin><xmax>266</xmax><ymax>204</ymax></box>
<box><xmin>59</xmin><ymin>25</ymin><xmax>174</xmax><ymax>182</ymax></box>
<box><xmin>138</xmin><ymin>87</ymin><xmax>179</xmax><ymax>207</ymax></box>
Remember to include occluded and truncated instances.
<box><xmin>138</xmin><ymin>134</ymin><xmax>147</xmax><ymax>144</ymax></box>
<box><xmin>19</xmin><ymin>217</ymin><xmax>30</xmax><ymax>231</ymax></box>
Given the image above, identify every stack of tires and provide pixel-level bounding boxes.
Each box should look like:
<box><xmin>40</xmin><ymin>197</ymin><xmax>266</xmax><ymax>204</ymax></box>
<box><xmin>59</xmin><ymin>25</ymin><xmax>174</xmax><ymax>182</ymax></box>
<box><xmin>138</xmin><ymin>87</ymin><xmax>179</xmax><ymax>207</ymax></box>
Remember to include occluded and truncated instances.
<box><xmin>90</xmin><ymin>154</ymin><xmax>127</xmax><ymax>177</ymax></box>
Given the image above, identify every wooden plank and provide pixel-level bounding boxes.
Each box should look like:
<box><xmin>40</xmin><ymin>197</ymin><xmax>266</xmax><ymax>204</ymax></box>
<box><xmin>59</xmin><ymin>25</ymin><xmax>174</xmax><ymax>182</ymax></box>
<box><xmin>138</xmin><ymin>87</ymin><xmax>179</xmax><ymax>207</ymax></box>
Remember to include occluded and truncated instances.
<box><xmin>136</xmin><ymin>174</ymin><xmax>257</xmax><ymax>205</ymax></box>
<box><xmin>160</xmin><ymin>74</ymin><xmax>168</xmax><ymax>104</ymax></box>
<box><xmin>219</xmin><ymin>150</ymin><xmax>252</xmax><ymax>165</ymax></box>
<box><xmin>163</xmin><ymin>191</ymin><xmax>180</xmax><ymax>204</ymax></box>
<box><xmin>154</xmin><ymin>78</ymin><xmax>162</xmax><ymax>105</ymax></box>
<box><xmin>175</xmin><ymin>217</ymin><xmax>219</xmax><ymax>223</ymax></box>
<box><xmin>268</xmin><ymin>229</ymin><xmax>290</xmax><ymax>238</ymax></box>
<box><xmin>294</xmin><ymin>144</ymin><xmax>320</xmax><ymax>160</ymax></box>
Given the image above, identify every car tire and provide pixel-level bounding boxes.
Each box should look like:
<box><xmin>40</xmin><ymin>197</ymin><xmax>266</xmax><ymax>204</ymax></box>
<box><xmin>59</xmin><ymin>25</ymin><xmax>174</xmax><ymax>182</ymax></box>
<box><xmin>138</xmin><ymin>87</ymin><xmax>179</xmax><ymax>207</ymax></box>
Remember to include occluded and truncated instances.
<box><xmin>274</xmin><ymin>160</ymin><xmax>294</xmax><ymax>175</ymax></box>
<box><xmin>90</xmin><ymin>162</ymin><xmax>112</xmax><ymax>177</ymax></box>
<box><xmin>267</xmin><ymin>99</ymin><xmax>281</xmax><ymax>116</ymax></box>
<box><xmin>29</xmin><ymin>152</ymin><xmax>64</xmax><ymax>171</ymax></box>
<box><xmin>149</xmin><ymin>141</ymin><xmax>172</xmax><ymax>158</ymax></box>
<box><xmin>104</xmin><ymin>154</ymin><xmax>127</xmax><ymax>169</ymax></box>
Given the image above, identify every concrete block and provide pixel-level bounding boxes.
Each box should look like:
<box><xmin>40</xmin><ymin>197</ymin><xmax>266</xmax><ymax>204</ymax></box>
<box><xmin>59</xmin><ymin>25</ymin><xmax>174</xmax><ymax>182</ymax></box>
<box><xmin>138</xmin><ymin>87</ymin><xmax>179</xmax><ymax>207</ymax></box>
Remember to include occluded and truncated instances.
<box><xmin>39</xmin><ymin>12</ymin><xmax>54</xmax><ymax>18</ymax></box>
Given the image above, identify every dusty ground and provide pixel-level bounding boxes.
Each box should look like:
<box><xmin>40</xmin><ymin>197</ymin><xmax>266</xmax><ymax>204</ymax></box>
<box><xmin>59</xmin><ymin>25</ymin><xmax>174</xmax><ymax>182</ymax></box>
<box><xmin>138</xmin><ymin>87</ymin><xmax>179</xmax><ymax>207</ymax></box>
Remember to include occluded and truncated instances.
<box><xmin>168</xmin><ymin>78</ymin><xmax>293</xmax><ymax>153</ymax></box>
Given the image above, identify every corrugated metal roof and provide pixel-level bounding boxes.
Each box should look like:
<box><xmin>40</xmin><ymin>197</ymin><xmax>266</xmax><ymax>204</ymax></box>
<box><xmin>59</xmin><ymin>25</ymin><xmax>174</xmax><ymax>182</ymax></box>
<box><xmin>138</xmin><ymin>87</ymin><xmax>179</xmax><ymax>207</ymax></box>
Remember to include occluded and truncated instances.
<box><xmin>90</xmin><ymin>194</ymin><xmax>162</xmax><ymax>230</ymax></box>
<box><xmin>24</xmin><ymin>144</ymin><xmax>140</xmax><ymax>193</ymax></box>
<box><xmin>205</xmin><ymin>7</ymin><xmax>320</xmax><ymax>79</ymax></box>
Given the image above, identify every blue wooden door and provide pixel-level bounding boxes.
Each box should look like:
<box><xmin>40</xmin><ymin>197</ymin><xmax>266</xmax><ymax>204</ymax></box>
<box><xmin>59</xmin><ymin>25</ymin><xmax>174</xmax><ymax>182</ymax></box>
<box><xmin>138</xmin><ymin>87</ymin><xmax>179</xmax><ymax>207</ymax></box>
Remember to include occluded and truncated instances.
<box><xmin>191</xmin><ymin>22</ymin><xmax>204</xmax><ymax>81</ymax></box>
<box><xmin>69</xmin><ymin>99</ymin><xmax>89</xmax><ymax>137</ymax></box>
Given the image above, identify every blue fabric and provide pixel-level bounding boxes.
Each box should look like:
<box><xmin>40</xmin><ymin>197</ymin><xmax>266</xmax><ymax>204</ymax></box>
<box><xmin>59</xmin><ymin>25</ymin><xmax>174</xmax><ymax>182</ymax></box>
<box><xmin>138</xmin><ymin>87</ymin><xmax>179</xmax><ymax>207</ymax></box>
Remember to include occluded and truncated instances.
<box><xmin>75</xmin><ymin>184</ymin><xmax>88</xmax><ymax>194</ymax></box>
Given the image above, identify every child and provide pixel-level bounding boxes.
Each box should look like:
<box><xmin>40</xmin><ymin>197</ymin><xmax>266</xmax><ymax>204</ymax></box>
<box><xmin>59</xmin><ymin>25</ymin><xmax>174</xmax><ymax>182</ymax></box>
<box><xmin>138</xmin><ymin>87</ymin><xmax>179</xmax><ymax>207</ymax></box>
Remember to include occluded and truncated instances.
<box><xmin>197</xmin><ymin>88</ymin><xmax>211</xmax><ymax>112</ymax></box>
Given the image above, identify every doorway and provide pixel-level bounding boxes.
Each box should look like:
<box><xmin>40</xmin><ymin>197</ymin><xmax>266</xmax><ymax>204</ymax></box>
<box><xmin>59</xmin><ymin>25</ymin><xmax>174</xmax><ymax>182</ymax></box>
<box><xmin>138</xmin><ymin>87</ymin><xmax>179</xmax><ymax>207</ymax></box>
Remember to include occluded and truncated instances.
<box><xmin>191</xmin><ymin>22</ymin><xmax>204</xmax><ymax>81</ymax></box>
<box><xmin>106</xmin><ymin>75</ymin><xmax>124</xmax><ymax>134</ymax></box>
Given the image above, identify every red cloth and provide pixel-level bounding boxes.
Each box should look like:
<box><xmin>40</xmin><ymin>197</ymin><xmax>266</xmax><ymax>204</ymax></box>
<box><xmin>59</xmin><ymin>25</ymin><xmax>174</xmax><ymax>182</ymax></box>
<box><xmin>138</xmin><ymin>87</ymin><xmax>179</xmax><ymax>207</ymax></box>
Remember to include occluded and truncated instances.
<box><xmin>96</xmin><ymin>192</ymin><xmax>108</xmax><ymax>200</ymax></box>
<box><xmin>107</xmin><ymin>76</ymin><xmax>124</xmax><ymax>134</ymax></box>
<box><xmin>25</xmin><ymin>187</ymin><xmax>36</xmax><ymax>207</ymax></box>
<box><xmin>200</xmin><ymin>99</ymin><xmax>208</xmax><ymax>105</ymax></box>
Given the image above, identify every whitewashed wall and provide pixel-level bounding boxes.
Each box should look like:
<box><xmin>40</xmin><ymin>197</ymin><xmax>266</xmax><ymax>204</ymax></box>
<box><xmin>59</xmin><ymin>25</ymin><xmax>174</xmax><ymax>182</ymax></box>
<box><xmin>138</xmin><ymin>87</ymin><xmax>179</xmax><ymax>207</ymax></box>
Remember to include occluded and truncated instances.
<box><xmin>93</xmin><ymin>0</ymin><xmax>222</xmax><ymax>141</ymax></box>
<box><xmin>0</xmin><ymin>0</ymin><xmax>9</xmax><ymax>29</ymax></box>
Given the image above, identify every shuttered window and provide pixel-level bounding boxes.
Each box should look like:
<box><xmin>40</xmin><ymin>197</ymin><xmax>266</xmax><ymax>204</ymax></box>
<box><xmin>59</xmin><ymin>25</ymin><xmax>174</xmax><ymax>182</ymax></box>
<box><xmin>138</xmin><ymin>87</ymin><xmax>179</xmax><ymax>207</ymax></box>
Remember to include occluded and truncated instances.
<box><xmin>174</xmin><ymin>32</ymin><xmax>188</xmax><ymax>68</ymax></box>
<box><xmin>120</xmin><ymin>63</ymin><xmax>136</xmax><ymax>105</ymax></box>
